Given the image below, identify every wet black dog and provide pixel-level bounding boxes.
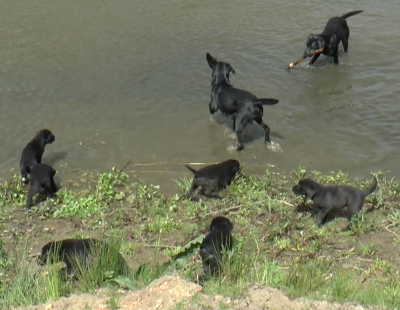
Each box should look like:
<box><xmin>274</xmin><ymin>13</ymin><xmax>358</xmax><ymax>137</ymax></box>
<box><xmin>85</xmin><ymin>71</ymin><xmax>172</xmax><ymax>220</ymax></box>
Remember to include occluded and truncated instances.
<box><xmin>304</xmin><ymin>10</ymin><xmax>363</xmax><ymax>65</ymax></box>
<box><xmin>20</xmin><ymin>129</ymin><xmax>55</xmax><ymax>184</ymax></box>
<box><xmin>37</xmin><ymin>238</ymin><xmax>129</xmax><ymax>275</ymax></box>
<box><xmin>25</xmin><ymin>163</ymin><xmax>58</xmax><ymax>209</ymax></box>
<box><xmin>206</xmin><ymin>53</ymin><xmax>279</xmax><ymax>151</ymax></box>
<box><xmin>185</xmin><ymin>159</ymin><xmax>240</xmax><ymax>199</ymax></box>
<box><xmin>292</xmin><ymin>177</ymin><xmax>377</xmax><ymax>227</ymax></box>
<box><xmin>200</xmin><ymin>216</ymin><xmax>233</xmax><ymax>276</ymax></box>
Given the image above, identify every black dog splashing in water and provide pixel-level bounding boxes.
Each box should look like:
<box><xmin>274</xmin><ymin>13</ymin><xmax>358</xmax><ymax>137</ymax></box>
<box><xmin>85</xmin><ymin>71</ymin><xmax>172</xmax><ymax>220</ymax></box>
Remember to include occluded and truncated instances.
<box><xmin>206</xmin><ymin>53</ymin><xmax>279</xmax><ymax>151</ymax></box>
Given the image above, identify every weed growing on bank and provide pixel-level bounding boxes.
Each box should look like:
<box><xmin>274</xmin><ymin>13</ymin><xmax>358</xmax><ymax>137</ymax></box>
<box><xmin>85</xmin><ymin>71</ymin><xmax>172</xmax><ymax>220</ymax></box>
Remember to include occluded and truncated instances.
<box><xmin>0</xmin><ymin>166</ymin><xmax>399</xmax><ymax>309</ymax></box>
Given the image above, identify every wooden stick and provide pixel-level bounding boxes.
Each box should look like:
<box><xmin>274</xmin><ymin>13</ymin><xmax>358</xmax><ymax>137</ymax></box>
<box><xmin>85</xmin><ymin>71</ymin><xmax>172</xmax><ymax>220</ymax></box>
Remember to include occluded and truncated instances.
<box><xmin>385</xmin><ymin>226</ymin><xmax>400</xmax><ymax>238</ymax></box>
<box><xmin>288</xmin><ymin>48</ymin><xmax>324</xmax><ymax>69</ymax></box>
<box><xmin>179</xmin><ymin>205</ymin><xmax>242</xmax><ymax>223</ymax></box>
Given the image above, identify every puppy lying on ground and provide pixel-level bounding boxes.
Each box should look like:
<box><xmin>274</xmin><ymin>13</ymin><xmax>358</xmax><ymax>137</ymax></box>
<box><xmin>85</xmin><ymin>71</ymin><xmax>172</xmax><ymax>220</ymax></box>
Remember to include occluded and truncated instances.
<box><xmin>303</xmin><ymin>10</ymin><xmax>363</xmax><ymax>65</ymax></box>
<box><xmin>206</xmin><ymin>53</ymin><xmax>279</xmax><ymax>151</ymax></box>
<box><xmin>200</xmin><ymin>216</ymin><xmax>233</xmax><ymax>276</ymax></box>
<box><xmin>25</xmin><ymin>163</ymin><xmax>58</xmax><ymax>209</ymax></box>
<box><xmin>185</xmin><ymin>159</ymin><xmax>240</xmax><ymax>199</ymax></box>
<box><xmin>292</xmin><ymin>176</ymin><xmax>377</xmax><ymax>227</ymax></box>
<box><xmin>20</xmin><ymin>129</ymin><xmax>55</xmax><ymax>183</ymax></box>
<box><xmin>37</xmin><ymin>238</ymin><xmax>129</xmax><ymax>276</ymax></box>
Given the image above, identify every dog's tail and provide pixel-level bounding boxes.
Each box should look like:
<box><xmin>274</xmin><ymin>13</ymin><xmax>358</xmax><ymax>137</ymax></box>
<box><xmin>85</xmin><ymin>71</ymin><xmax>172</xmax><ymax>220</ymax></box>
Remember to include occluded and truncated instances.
<box><xmin>256</xmin><ymin>98</ymin><xmax>279</xmax><ymax>106</ymax></box>
<box><xmin>363</xmin><ymin>177</ymin><xmax>378</xmax><ymax>196</ymax></box>
<box><xmin>185</xmin><ymin>165</ymin><xmax>198</xmax><ymax>175</ymax></box>
<box><xmin>341</xmin><ymin>10</ymin><xmax>363</xmax><ymax>19</ymax></box>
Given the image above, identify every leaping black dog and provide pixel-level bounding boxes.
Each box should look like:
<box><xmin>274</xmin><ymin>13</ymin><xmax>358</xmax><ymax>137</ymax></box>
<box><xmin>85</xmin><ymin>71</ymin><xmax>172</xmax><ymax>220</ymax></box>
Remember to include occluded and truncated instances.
<box><xmin>206</xmin><ymin>53</ymin><xmax>279</xmax><ymax>151</ymax></box>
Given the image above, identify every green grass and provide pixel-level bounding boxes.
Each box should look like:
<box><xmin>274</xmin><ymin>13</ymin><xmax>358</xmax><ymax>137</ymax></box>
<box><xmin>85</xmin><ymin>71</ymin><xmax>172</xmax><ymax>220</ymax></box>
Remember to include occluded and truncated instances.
<box><xmin>0</xmin><ymin>165</ymin><xmax>400</xmax><ymax>309</ymax></box>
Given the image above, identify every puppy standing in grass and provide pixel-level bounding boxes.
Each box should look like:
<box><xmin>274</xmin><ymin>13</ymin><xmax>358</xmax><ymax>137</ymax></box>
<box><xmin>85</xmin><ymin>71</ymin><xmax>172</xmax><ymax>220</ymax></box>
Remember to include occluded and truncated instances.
<box><xmin>200</xmin><ymin>216</ymin><xmax>233</xmax><ymax>276</ymax></box>
<box><xmin>20</xmin><ymin>129</ymin><xmax>55</xmax><ymax>183</ymax></box>
<box><xmin>206</xmin><ymin>53</ymin><xmax>279</xmax><ymax>151</ymax></box>
<box><xmin>292</xmin><ymin>176</ymin><xmax>377</xmax><ymax>227</ymax></box>
<box><xmin>25</xmin><ymin>163</ymin><xmax>58</xmax><ymax>209</ymax></box>
<box><xmin>185</xmin><ymin>159</ymin><xmax>240</xmax><ymax>200</ymax></box>
<box><xmin>289</xmin><ymin>10</ymin><xmax>363</xmax><ymax>68</ymax></box>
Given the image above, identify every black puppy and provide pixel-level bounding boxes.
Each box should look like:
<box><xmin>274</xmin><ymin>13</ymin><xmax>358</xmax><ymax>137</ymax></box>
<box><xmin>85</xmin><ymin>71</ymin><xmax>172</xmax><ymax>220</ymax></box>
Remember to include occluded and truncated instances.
<box><xmin>37</xmin><ymin>238</ymin><xmax>129</xmax><ymax>275</ymax></box>
<box><xmin>206</xmin><ymin>53</ymin><xmax>279</xmax><ymax>151</ymax></box>
<box><xmin>200</xmin><ymin>216</ymin><xmax>233</xmax><ymax>276</ymax></box>
<box><xmin>304</xmin><ymin>10</ymin><xmax>363</xmax><ymax>65</ymax></box>
<box><xmin>292</xmin><ymin>177</ymin><xmax>377</xmax><ymax>227</ymax></box>
<box><xmin>185</xmin><ymin>159</ymin><xmax>240</xmax><ymax>199</ymax></box>
<box><xmin>20</xmin><ymin>129</ymin><xmax>55</xmax><ymax>183</ymax></box>
<box><xmin>25</xmin><ymin>163</ymin><xmax>58</xmax><ymax>209</ymax></box>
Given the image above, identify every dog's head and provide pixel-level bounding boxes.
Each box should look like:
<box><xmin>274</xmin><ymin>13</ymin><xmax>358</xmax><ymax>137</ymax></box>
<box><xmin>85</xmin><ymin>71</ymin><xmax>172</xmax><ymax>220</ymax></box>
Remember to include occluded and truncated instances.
<box><xmin>36</xmin><ymin>129</ymin><xmax>55</xmax><ymax>145</ymax></box>
<box><xmin>209</xmin><ymin>216</ymin><xmax>233</xmax><ymax>233</ymax></box>
<box><xmin>304</xmin><ymin>34</ymin><xmax>338</xmax><ymax>58</ymax></box>
<box><xmin>226</xmin><ymin>159</ymin><xmax>241</xmax><ymax>176</ymax></box>
<box><xmin>206</xmin><ymin>53</ymin><xmax>235</xmax><ymax>87</ymax></box>
<box><xmin>37</xmin><ymin>241</ymin><xmax>60</xmax><ymax>265</ymax></box>
<box><xmin>292</xmin><ymin>178</ymin><xmax>318</xmax><ymax>199</ymax></box>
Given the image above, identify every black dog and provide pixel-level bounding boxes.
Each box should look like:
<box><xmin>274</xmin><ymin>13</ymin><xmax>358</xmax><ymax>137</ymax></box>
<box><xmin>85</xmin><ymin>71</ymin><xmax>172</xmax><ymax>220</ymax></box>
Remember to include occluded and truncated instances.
<box><xmin>292</xmin><ymin>177</ymin><xmax>377</xmax><ymax>227</ymax></box>
<box><xmin>304</xmin><ymin>10</ymin><xmax>363</xmax><ymax>65</ymax></box>
<box><xmin>185</xmin><ymin>159</ymin><xmax>240</xmax><ymax>199</ymax></box>
<box><xmin>25</xmin><ymin>163</ymin><xmax>58</xmax><ymax>209</ymax></box>
<box><xmin>37</xmin><ymin>238</ymin><xmax>129</xmax><ymax>275</ymax></box>
<box><xmin>200</xmin><ymin>216</ymin><xmax>234</xmax><ymax>276</ymax></box>
<box><xmin>20</xmin><ymin>129</ymin><xmax>55</xmax><ymax>183</ymax></box>
<box><xmin>206</xmin><ymin>53</ymin><xmax>279</xmax><ymax>151</ymax></box>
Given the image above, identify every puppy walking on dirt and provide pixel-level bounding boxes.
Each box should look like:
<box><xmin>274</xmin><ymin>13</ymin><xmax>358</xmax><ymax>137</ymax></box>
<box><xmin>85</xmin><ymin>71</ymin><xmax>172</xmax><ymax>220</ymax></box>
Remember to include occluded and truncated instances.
<box><xmin>185</xmin><ymin>159</ymin><xmax>240</xmax><ymax>200</ymax></box>
<box><xmin>292</xmin><ymin>176</ymin><xmax>377</xmax><ymax>227</ymax></box>
<box><xmin>206</xmin><ymin>53</ymin><xmax>279</xmax><ymax>151</ymax></box>
<box><xmin>20</xmin><ymin>129</ymin><xmax>55</xmax><ymax>183</ymax></box>
<box><xmin>289</xmin><ymin>10</ymin><xmax>363</xmax><ymax>67</ymax></box>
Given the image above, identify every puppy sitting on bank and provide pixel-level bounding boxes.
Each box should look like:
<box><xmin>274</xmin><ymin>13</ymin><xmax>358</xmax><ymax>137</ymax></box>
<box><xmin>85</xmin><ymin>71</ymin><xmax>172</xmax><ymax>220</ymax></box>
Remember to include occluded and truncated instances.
<box><xmin>25</xmin><ymin>163</ymin><xmax>58</xmax><ymax>209</ymax></box>
<box><xmin>37</xmin><ymin>238</ymin><xmax>129</xmax><ymax>276</ymax></box>
<box><xmin>292</xmin><ymin>177</ymin><xmax>377</xmax><ymax>227</ymax></box>
<box><xmin>200</xmin><ymin>216</ymin><xmax>234</xmax><ymax>276</ymax></box>
<box><xmin>185</xmin><ymin>159</ymin><xmax>240</xmax><ymax>200</ymax></box>
<box><xmin>303</xmin><ymin>10</ymin><xmax>363</xmax><ymax>65</ymax></box>
<box><xmin>20</xmin><ymin>129</ymin><xmax>55</xmax><ymax>183</ymax></box>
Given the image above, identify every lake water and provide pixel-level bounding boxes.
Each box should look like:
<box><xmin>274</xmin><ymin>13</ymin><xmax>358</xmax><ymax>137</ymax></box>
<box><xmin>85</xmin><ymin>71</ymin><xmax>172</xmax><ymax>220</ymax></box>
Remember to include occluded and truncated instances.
<box><xmin>0</xmin><ymin>0</ymin><xmax>399</xmax><ymax>190</ymax></box>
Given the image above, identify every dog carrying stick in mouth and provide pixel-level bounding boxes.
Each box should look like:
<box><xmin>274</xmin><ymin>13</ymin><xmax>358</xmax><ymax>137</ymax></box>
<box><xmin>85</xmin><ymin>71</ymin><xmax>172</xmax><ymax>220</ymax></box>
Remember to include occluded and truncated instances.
<box><xmin>288</xmin><ymin>10</ymin><xmax>363</xmax><ymax>68</ymax></box>
<box><xmin>292</xmin><ymin>176</ymin><xmax>377</xmax><ymax>227</ymax></box>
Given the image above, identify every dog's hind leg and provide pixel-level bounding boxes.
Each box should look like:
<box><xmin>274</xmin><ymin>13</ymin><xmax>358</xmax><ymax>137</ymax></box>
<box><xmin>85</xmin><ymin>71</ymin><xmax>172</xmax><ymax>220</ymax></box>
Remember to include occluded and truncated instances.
<box><xmin>25</xmin><ymin>184</ymin><xmax>42</xmax><ymax>209</ymax></box>
<box><xmin>254</xmin><ymin>117</ymin><xmax>272</xmax><ymax>145</ymax></box>
<box><xmin>343</xmin><ymin>27</ymin><xmax>350</xmax><ymax>52</ymax></box>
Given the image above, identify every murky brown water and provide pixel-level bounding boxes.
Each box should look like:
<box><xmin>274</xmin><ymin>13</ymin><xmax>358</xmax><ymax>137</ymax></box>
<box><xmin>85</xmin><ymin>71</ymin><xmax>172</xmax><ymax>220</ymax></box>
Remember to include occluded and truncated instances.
<box><xmin>0</xmin><ymin>0</ymin><xmax>399</xmax><ymax>189</ymax></box>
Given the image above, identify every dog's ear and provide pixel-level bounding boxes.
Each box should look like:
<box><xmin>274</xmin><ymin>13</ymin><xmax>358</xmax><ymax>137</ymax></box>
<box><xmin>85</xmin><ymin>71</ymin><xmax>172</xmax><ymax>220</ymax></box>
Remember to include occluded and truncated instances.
<box><xmin>52</xmin><ymin>168</ymin><xmax>56</xmax><ymax>176</ymax></box>
<box><xmin>305</xmin><ymin>182</ymin><xmax>317</xmax><ymax>199</ymax></box>
<box><xmin>206</xmin><ymin>53</ymin><xmax>217</xmax><ymax>69</ymax></box>
<box><xmin>307</xmin><ymin>33</ymin><xmax>316</xmax><ymax>42</ymax></box>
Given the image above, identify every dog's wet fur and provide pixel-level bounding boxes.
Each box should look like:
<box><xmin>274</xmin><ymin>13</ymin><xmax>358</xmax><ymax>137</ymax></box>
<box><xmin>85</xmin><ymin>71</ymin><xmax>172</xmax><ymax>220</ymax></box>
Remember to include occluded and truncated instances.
<box><xmin>206</xmin><ymin>53</ymin><xmax>279</xmax><ymax>151</ymax></box>
<box><xmin>200</xmin><ymin>216</ymin><xmax>233</xmax><ymax>276</ymax></box>
<box><xmin>20</xmin><ymin>129</ymin><xmax>55</xmax><ymax>184</ymax></box>
<box><xmin>37</xmin><ymin>238</ymin><xmax>129</xmax><ymax>275</ymax></box>
<box><xmin>25</xmin><ymin>163</ymin><xmax>58</xmax><ymax>209</ymax></box>
<box><xmin>185</xmin><ymin>159</ymin><xmax>240</xmax><ymax>199</ymax></box>
<box><xmin>292</xmin><ymin>177</ymin><xmax>377</xmax><ymax>227</ymax></box>
<box><xmin>304</xmin><ymin>10</ymin><xmax>363</xmax><ymax>65</ymax></box>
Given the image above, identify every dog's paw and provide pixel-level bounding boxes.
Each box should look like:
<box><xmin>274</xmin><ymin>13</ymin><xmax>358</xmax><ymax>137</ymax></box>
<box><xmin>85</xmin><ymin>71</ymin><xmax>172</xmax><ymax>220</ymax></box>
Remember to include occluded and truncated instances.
<box><xmin>266</xmin><ymin>141</ymin><xmax>282</xmax><ymax>153</ymax></box>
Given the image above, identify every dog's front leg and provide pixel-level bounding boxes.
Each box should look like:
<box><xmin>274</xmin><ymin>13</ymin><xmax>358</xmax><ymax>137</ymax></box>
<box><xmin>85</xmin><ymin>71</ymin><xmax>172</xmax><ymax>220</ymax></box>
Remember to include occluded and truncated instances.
<box><xmin>232</xmin><ymin>117</ymin><xmax>236</xmax><ymax>131</ymax></box>
<box><xmin>315</xmin><ymin>207</ymin><xmax>332</xmax><ymax>227</ymax></box>
<box><xmin>308</xmin><ymin>54</ymin><xmax>320</xmax><ymax>65</ymax></box>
